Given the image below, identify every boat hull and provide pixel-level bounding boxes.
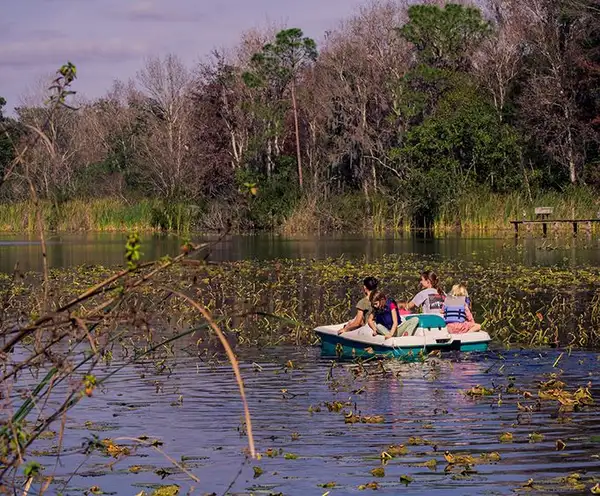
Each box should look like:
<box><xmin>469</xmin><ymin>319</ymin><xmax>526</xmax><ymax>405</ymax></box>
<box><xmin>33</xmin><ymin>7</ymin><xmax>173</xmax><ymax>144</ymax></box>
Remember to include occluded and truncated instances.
<box><xmin>315</xmin><ymin>319</ymin><xmax>490</xmax><ymax>360</ymax></box>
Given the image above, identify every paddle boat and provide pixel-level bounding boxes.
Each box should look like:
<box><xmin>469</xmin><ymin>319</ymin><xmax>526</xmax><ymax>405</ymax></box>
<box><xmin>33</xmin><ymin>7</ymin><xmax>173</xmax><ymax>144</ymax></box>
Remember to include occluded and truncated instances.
<box><xmin>314</xmin><ymin>314</ymin><xmax>491</xmax><ymax>360</ymax></box>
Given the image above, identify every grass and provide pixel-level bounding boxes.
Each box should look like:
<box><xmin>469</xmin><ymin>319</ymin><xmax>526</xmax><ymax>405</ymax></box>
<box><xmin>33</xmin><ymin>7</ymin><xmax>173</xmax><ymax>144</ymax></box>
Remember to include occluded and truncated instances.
<box><xmin>0</xmin><ymin>187</ymin><xmax>598</xmax><ymax>234</ymax></box>
<box><xmin>436</xmin><ymin>187</ymin><xmax>600</xmax><ymax>233</ymax></box>
<box><xmin>0</xmin><ymin>198</ymin><xmax>196</xmax><ymax>233</ymax></box>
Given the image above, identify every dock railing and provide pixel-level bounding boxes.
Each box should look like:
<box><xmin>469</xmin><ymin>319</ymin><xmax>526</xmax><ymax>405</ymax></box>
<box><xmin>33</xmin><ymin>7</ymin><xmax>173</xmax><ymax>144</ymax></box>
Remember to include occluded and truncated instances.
<box><xmin>511</xmin><ymin>207</ymin><xmax>599</xmax><ymax>236</ymax></box>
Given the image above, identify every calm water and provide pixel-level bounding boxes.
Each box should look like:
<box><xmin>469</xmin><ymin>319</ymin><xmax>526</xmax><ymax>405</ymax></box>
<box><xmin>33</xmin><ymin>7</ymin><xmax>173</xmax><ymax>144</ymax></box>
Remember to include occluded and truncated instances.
<box><xmin>4</xmin><ymin>234</ymin><xmax>600</xmax><ymax>494</ymax></box>
<box><xmin>18</xmin><ymin>347</ymin><xmax>600</xmax><ymax>495</ymax></box>
<box><xmin>1</xmin><ymin>232</ymin><xmax>600</xmax><ymax>272</ymax></box>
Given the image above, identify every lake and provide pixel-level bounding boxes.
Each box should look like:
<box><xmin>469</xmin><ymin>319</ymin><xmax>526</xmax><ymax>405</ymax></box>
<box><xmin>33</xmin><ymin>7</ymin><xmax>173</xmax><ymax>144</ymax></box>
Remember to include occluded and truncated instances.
<box><xmin>16</xmin><ymin>346</ymin><xmax>600</xmax><ymax>495</ymax></box>
<box><xmin>1</xmin><ymin>232</ymin><xmax>600</xmax><ymax>273</ymax></box>
<box><xmin>2</xmin><ymin>232</ymin><xmax>600</xmax><ymax>495</ymax></box>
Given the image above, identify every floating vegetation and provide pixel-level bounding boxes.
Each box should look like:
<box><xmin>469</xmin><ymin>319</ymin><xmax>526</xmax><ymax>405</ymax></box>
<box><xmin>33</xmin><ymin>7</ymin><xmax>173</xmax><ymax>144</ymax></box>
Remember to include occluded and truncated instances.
<box><xmin>413</xmin><ymin>459</ymin><xmax>438</xmax><ymax>469</ymax></box>
<box><xmin>361</xmin><ymin>415</ymin><xmax>385</xmax><ymax>424</ymax></box>
<box><xmin>498</xmin><ymin>432</ymin><xmax>514</xmax><ymax>443</ymax></box>
<box><xmin>150</xmin><ymin>485</ymin><xmax>179</xmax><ymax>496</ymax></box>
<box><xmin>370</xmin><ymin>467</ymin><xmax>385</xmax><ymax>477</ymax></box>
<box><xmin>358</xmin><ymin>481</ymin><xmax>379</xmax><ymax>490</ymax></box>
<box><xmin>318</xmin><ymin>482</ymin><xmax>337</xmax><ymax>488</ymax></box>
<box><xmin>408</xmin><ymin>436</ymin><xmax>434</xmax><ymax>446</ymax></box>
<box><xmin>479</xmin><ymin>452</ymin><xmax>501</xmax><ymax>462</ymax></box>
<box><xmin>528</xmin><ymin>432</ymin><xmax>544</xmax><ymax>443</ymax></box>
<box><xmin>385</xmin><ymin>445</ymin><xmax>409</xmax><ymax>457</ymax></box>
<box><xmin>463</xmin><ymin>385</ymin><xmax>494</xmax><ymax>397</ymax></box>
<box><xmin>4</xmin><ymin>254</ymin><xmax>600</xmax><ymax>349</ymax></box>
<box><xmin>37</xmin><ymin>430</ymin><xmax>56</xmax><ymax>440</ymax></box>
<box><xmin>444</xmin><ymin>451</ymin><xmax>476</xmax><ymax>465</ymax></box>
<box><xmin>102</xmin><ymin>439</ymin><xmax>131</xmax><ymax>458</ymax></box>
<box><xmin>324</xmin><ymin>401</ymin><xmax>349</xmax><ymax>412</ymax></box>
<box><xmin>344</xmin><ymin>412</ymin><xmax>361</xmax><ymax>424</ymax></box>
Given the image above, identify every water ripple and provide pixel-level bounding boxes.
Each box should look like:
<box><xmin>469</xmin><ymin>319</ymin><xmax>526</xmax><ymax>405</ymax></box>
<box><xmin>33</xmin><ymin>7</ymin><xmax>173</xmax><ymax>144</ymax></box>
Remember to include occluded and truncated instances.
<box><xmin>17</xmin><ymin>347</ymin><xmax>600</xmax><ymax>495</ymax></box>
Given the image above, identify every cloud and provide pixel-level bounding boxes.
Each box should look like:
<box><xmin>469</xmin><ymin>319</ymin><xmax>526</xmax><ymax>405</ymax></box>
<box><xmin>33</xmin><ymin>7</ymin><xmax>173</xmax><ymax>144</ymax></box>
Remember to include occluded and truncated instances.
<box><xmin>0</xmin><ymin>38</ymin><xmax>148</xmax><ymax>68</ymax></box>
<box><xmin>117</xmin><ymin>0</ymin><xmax>205</xmax><ymax>23</ymax></box>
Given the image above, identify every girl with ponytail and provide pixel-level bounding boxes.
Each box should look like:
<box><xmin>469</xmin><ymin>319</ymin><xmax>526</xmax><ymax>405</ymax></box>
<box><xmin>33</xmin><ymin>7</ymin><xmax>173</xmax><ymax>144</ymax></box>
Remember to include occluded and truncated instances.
<box><xmin>399</xmin><ymin>270</ymin><xmax>446</xmax><ymax>315</ymax></box>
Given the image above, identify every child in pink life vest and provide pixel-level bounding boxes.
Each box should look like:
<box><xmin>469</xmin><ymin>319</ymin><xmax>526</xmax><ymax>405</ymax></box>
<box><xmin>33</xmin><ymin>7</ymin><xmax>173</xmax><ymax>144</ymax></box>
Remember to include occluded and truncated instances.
<box><xmin>444</xmin><ymin>284</ymin><xmax>481</xmax><ymax>334</ymax></box>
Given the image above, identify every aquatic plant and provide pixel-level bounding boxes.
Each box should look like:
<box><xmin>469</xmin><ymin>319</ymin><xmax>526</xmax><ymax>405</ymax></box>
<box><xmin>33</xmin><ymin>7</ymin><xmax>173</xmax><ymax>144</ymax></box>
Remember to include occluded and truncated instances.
<box><xmin>0</xmin><ymin>231</ymin><xmax>258</xmax><ymax>494</ymax></box>
<box><xmin>3</xmin><ymin>253</ymin><xmax>600</xmax><ymax>350</ymax></box>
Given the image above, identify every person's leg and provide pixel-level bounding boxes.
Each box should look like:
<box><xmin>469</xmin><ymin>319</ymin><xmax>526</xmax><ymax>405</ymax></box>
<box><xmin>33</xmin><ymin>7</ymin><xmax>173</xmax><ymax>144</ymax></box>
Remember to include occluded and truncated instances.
<box><xmin>396</xmin><ymin>319</ymin><xmax>418</xmax><ymax>336</ymax></box>
<box><xmin>376</xmin><ymin>324</ymin><xmax>389</xmax><ymax>336</ymax></box>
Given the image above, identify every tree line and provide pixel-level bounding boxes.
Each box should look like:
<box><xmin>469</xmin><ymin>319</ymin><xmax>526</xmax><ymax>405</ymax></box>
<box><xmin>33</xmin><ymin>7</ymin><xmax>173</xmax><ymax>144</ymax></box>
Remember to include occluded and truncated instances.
<box><xmin>1</xmin><ymin>0</ymin><xmax>599</xmax><ymax>231</ymax></box>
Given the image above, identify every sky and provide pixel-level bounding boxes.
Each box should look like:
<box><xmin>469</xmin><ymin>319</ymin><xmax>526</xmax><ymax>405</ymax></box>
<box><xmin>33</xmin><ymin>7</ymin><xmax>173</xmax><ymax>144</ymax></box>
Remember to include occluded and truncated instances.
<box><xmin>1</xmin><ymin>0</ymin><xmax>368</xmax><ymax>113</ymax></box>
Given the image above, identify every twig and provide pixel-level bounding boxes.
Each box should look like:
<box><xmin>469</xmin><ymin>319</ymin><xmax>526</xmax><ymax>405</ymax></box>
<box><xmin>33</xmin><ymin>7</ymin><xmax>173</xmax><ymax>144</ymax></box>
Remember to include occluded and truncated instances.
<box><xmin>158</xmin><ymin>287</ymin><xmax>256</xmax><ymax>459</ymax></box>
<box><xmin>220</xmin><ymin>459</ymin><xmax>248</xmax><ymax>496</ymax></box>
<box><xmin>115</xmin><ymin>436</ymin><xmax>200</xmax><ymax>483</ymax></box>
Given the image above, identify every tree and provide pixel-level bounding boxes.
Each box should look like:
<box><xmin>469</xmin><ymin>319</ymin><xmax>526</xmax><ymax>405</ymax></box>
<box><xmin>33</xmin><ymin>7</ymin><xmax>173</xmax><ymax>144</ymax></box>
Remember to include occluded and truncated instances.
<box><xmin>243</xmin><ymin>28</ymin><xmax>318</xmax><ymax>189</ymax></box>
<box><xmin>517</xmin><ymin>0</ymin><xmax>600</xmax><ymax>184</ymax></box>
<box><xmin>398</xmin><ymin>3</ymin><xmax>492</xmax><ymax>71</ymax></box>
<box><xmin>136</xmin><ymin>54</ymin><xmax>194</xmax><ymax>198</ymax></box>
<box><xmin>473</xmin><ymin>0</ymin><xmax>527</xmax><ymax>120</ymax></box>
<box><xmin>301</xmin><ymin>1</ymin><xmax>411</xmax><ymax>200</ymax></box>
<box><xmin>0</xmin><ymin>97</ymin><xmax>14</xmax><ymax>184</ymax></box>
<box><xmin>394</xmin><ymin>3</ymin><xmax>523</xmax><ymax>224</ymax></box>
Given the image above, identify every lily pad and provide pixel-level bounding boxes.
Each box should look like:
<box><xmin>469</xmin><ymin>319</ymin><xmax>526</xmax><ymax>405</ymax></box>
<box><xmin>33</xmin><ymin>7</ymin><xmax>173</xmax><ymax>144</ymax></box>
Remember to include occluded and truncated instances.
<box><xmin>150</xmin><ymin>485</ymin><xmax>179</xmax><ymax>496</ymax></box>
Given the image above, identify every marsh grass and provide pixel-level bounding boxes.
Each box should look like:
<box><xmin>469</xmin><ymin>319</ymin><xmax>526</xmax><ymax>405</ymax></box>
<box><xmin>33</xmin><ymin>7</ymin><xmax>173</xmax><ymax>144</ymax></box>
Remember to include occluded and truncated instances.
<box><xmin>436</xmin><ymin>187</ymin><xmax>600</xmax><ymax>233</ymax></box>
<box><xmin>0</xmin><ymin>188</ymin><xmax>598</xmax><ymax>234</ymax></box>
<box><xmin>0</xmin><ymin>199</ymin><xmax>195</xmax><ymax>233</ymax></box>
<box><xmin>4</xmin><ymin>255</ymin><xmax>600</xmax><ymax>349</ymax></box>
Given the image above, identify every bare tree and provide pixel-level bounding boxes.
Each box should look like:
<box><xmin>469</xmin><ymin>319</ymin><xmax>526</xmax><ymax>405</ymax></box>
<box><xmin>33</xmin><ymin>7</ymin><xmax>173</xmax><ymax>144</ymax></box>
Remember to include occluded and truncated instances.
<box><xmin>474</xmin><ymin>0</ymin><xmax>527</xmax><ymax>119</ymax></box>
<box><xmin>15</xmin><ymin>77</ymin><xmax>83</xmax><ymax>201</ymax></box>
<box><xmin>310</xmin><ymin>0</ymin><xmax>412</xmax><ymax>199</ymax></box>
<box><xmin>136</xmin><ymin>54</ymin><xmax>194</xmax><ymax>198</ymax></box>
<box><xmin>518</xmin><ymin>0</ymin><xmax>597</xmax><ymax>183</ymax></box>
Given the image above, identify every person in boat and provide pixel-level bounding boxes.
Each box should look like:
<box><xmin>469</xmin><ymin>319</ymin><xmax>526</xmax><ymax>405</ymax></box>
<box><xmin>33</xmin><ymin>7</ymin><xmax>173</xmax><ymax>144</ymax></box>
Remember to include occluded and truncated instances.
<box><xmin>338</xmin><ymin>276</ymin><xmax>379</xmax><ymax>335</ymax></box>
<box><xmin>444</xmin><ymin>284</ymin><xmax>481</xmax><ymax>334</ymax></box>
<box><xmin>368</xmin><ymin>291</ymin><xmax>419</xmax><ymax>339</ymax></box>
<box><xmin>398</xmin><ymin>270</ymin><xmax>446</xmax><ymax>315</ymax></box>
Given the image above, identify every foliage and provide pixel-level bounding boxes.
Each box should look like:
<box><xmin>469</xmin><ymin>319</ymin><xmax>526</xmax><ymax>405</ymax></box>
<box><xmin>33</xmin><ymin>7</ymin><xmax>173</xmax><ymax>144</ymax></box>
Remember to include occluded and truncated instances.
<box><xmin>243</xmin><ymin>28</ymin><xmax>318</xmax><ymax>91</ymax></box>
<box><xmin>0</xmin><ymin>2</ymin><xmax>598</xmax><ymax>231</ymax></box>
<box><xmin>398</xmin><ymin>3</ymin><xmax>491</xmax><ymax>70</ymax></box>
<box><xmin>395</xmin><ymin>80</ymin><xmax>523</xmax><ymax>222</ymax></box>
<box><xmin>236</xmin><ymin>156</ymin><xmax>301</xmax><ymax>229</ymax></box>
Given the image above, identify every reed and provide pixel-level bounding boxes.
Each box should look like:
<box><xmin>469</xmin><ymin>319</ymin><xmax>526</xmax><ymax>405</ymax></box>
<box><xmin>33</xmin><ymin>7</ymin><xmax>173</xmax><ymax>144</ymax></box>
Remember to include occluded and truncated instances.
<box><xmin>435</xmin><ymin>187</ymin><xmax>600</xmax><ymax>233</ymax></box>
<box><xmin>0</xmin><ymin>187</ymin><xmax>597</xmax><ymax>234</ymax></box>
<box><xmin>280</xmin><ymin>197</ymin><xmax>321</xmax><ymax>234</ymax></box>
<box><xmin>0</xmin><ymin>198</ymin><xmax>196</xmax><ymax>233</ymax></box>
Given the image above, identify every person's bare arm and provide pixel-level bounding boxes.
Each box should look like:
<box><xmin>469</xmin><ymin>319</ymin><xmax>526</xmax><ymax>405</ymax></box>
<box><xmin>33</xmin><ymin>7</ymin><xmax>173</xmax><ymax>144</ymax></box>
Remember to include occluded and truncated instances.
<box><xmin>399</xmin><ymin>301</ymin><xmax>417</xmax><ymax>311</ymax></box>
<box><xmin>385</xmin><ymin>309</ymin><xmax>399</xmax><ymax>339</ymax></box>
<box><xmin>338</xmin><ymin>309</ymin><xmax>364</xmax><ymax>335</ymax></box>
<box><xmin>367</xmin><ymin>313</ymin><xmax>377</xmax><ymax>336</ymax></box>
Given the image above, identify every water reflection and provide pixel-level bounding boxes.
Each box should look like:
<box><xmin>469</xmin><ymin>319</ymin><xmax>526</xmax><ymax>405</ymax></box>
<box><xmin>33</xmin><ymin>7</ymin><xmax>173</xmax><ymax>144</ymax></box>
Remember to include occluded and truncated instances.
<box><xmin>1</xmin><ymin>232</ymin><xmax>599</xmax><ymax>272</ymax></box>
<box><xmin>19</xmin><ymin>347</ymin><xmax>600</xmax><ymax>495</ymax></box>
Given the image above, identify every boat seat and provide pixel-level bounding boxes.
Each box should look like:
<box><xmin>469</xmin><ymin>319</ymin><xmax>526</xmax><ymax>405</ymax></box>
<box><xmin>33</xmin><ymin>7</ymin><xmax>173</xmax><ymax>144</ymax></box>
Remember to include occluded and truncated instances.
<box><xmin>406</xmin><ymin>314</ymin><xmax>447</xmax><ymax>330</ymax></box>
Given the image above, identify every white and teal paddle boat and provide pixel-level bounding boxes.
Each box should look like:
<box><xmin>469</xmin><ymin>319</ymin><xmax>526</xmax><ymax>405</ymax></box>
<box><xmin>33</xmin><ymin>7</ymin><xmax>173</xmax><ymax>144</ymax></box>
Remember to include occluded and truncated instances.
<box><xmin>315</xmin><ymin>314</ymin><xmax>491</xmax><ymax>360</ymax></box>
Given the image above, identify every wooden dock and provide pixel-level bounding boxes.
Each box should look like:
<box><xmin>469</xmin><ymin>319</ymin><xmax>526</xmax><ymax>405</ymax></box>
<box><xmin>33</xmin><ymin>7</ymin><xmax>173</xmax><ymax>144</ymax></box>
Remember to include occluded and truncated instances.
<box><xmin>510</xmin><ymin>218</ymin><xmax>600</xmax><ymax>236</ymax></box>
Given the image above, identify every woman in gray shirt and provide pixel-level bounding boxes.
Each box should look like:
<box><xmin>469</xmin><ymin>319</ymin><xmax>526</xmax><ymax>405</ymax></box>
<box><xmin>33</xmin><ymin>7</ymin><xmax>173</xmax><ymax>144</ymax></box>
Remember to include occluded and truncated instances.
<box><xmin>399</xmin><ymin>270</ymin><xmax>445</xmax><ymax>315</ymax></box>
